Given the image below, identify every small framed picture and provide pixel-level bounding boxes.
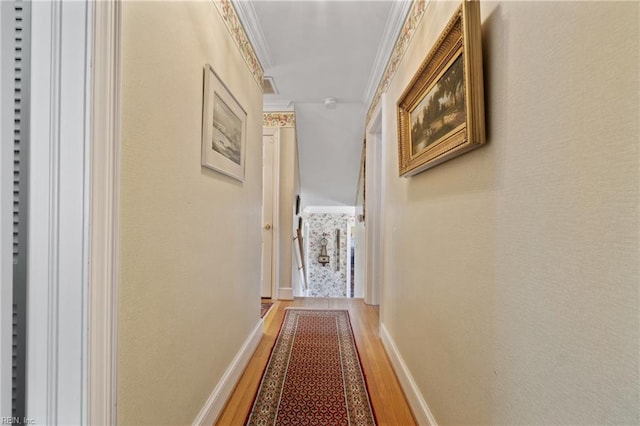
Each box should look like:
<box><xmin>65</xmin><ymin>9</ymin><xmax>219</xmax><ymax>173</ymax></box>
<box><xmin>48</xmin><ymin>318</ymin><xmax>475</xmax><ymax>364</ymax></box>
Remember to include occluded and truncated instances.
<box><xmin>201</xmin><ymin>64</ymin><xmax>247</xmax><ymax>181</ymax></box>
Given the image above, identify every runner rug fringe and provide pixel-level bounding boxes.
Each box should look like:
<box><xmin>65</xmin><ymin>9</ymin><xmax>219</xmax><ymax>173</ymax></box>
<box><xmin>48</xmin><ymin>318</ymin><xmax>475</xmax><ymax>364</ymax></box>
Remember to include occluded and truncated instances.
<box><xmin>245</xmin><ymin>309</ymin><xmax>377</xmax><ymax>425</ymax></box>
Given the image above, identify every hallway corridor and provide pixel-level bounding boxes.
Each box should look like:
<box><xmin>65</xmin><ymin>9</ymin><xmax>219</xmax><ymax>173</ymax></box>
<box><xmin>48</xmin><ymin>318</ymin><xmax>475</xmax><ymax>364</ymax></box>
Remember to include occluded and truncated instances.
<box><xmin>217</xmin><ymin>298</ymin><xmax>416</xmax><ymax>425</ymax></box>
<box><xmin>1</xmin><ymin>0</ymin><xmax>636</xmax><ymax>423</ymax></box>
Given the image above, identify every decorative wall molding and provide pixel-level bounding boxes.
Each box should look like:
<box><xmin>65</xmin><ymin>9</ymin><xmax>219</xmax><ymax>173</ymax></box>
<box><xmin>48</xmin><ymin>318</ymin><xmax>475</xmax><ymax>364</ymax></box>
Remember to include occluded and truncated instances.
<box><xmin>192</xmin><ymin>321</ymin><xmax>263</xmax><ymax>425</ymax></box>
<box><xmin>366</xmin><ymin>0</ymin><xmax>430</xmax><ymax>125</ymax></box>
<box><xmin>380</xmin><ymin>323</ymin><xmax>438</xmax><ymax>426</ymax></box>
<box><xmin>362</xmin><ymin>0</ymin><xmax>413</xmax><ymax>107</ymax></box>
<box><xmin>213</xmin><ymin>0</ymin><xmax>264</xmax><ymax>87</ymax></box>
<box><xmin>263</xmin><ymin>112</ymin><xmax>296</xmax><ymax>128</ymax></box>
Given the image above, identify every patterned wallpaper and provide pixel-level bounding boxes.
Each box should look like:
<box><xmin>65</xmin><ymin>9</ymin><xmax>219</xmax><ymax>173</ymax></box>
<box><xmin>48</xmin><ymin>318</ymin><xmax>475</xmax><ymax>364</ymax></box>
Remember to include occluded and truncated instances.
<box><xmin>213</xmin><ymin>0</ymin><xmax>264</xmax><ymax>87</ymax></box>
<box><xmin>263</xmin><ymin>112</ymin><xmax>296</xmax><ymax>128</ymax></box>
<box><xmin>303</xmin><ymin>212</ymin><xmax>356</xmax><ymax>298</ymax></box>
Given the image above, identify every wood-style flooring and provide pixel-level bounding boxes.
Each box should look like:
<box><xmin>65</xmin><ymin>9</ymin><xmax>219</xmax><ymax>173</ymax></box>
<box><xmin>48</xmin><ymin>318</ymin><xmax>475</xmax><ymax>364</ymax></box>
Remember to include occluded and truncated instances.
<box><xmin>215</xmin><ymin>298</ymin><xmax>417</xmax><ymax>426</ymax></box>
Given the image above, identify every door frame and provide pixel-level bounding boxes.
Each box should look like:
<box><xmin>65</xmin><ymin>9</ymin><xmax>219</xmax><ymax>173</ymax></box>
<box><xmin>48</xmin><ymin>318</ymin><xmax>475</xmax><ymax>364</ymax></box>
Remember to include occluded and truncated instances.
<box><xmin>27</xmin><ymin>1</ymin><xmax>94</xmax><ymax>423</ymax></box>
<box><xmin>18</xmin><ymin>1</ymin><xmax>121</xmax><ymax>423</ymax></box>
<box><xmin>364</xmin><ymin>99</ymin><xmax>386</xmax><ymax>306</ymax></box>
<box><xmin>262</xmin><ymin>126</ymin><xmax>280</xmax><ymax>299</ymax></box>
<box><xmin>88</xmin><ymin>1</ymin><xmax>122</xmax><ymax>424</ymax></box>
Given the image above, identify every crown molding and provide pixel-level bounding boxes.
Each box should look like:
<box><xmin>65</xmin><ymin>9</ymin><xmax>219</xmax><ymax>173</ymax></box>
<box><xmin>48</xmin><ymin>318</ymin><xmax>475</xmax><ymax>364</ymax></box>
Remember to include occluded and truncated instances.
<box><xmin>232</xmin><ymin>0</ymin><xmax>272</xmax><ymax>69</ymax></box>
<box><xmin>264</xmin><ymin>100</ymin><xmax>294</xmax><ymax>112</ymax></box>
<box><xmin>366</xmin><ymin>0</ymin><xmax>430</xmax><ymax>125</ymax></box>
<box><xmin>362</xmin><ymin>0</ymin><xmax>413</xmax><ymax>107</ymax></box>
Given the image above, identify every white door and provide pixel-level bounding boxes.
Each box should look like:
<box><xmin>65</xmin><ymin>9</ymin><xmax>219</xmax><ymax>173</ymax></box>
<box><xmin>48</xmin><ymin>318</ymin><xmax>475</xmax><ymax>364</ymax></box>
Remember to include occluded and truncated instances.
<box><xmin>261</xmin><ymin>130</ymin><xmax>276</xmax><ymax>298</ymax></box>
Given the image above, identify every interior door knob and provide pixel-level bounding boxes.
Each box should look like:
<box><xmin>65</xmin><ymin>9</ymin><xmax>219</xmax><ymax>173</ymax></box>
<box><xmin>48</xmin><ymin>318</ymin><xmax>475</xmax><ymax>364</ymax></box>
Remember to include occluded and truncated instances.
<box><xmin>264</xmin><ymin>224</ymin><xmax>272</xmax><ymax>230</ymax></box>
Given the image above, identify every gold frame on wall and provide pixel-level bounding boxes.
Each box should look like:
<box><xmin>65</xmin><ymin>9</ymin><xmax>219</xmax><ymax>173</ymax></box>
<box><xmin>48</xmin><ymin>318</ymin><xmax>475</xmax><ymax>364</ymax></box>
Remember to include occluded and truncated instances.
<box><xmin>397</xmin><ymin>1</ymin><xmax>485</xmax><ymax>177</ymax></box>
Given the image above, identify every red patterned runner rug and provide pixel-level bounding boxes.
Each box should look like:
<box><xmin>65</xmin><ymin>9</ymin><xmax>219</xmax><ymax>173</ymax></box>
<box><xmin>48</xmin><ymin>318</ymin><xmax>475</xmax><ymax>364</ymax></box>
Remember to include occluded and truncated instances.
<box><xmin>245</xmin><ymin>309</ymin><xmax>377</xmax><ymax>425</ymax></box>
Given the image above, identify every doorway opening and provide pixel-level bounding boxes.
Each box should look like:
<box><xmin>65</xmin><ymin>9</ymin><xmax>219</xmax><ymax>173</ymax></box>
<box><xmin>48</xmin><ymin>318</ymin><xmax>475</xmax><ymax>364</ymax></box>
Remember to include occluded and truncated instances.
<box><xmin>298</xmin><ymin>206</ymin><xmax>358</xmax><ymax>298</ymax></box>
<box><xmin>260</xmin><ymin>127</ymin><xmax>280</xmax><ymax>300</ymax></box>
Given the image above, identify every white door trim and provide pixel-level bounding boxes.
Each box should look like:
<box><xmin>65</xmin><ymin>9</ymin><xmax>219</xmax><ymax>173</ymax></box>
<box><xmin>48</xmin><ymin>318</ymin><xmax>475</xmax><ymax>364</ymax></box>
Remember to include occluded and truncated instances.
<box><xmin>364</xmin><ymin>99</ymin><xmax>385</xmax><ymax>306</ymax></box>
<box><xmin>27</xmin><ymin>1</ymin><xmax>92</xmax><ymax>423</ymax></box>
<box><xmin>88</xmin><ymin>1</ymin><xmax>121</xmax><ymax>424</ymax></box>
<box><xmin>262</xmin><ymin>127</ymin><xmax>281</xmax><ymax>300</ymax></box>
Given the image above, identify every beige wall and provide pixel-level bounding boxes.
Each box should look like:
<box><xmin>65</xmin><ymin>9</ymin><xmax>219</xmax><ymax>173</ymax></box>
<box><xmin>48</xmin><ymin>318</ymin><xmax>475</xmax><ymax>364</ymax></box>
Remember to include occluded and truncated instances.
<box><xmin>118</xmin><ymin>2</ymin><xmax>263</xmax><ymax>424</ymax></box>
<box><xmin>378</xmin><ymin>2</ymin><xmax>639</xmax><ymax>424</ymax></box>
<box><xmin>277</xmin><ymin>126</ymin><xmax>299</xmax><ymax>298</ymax></box>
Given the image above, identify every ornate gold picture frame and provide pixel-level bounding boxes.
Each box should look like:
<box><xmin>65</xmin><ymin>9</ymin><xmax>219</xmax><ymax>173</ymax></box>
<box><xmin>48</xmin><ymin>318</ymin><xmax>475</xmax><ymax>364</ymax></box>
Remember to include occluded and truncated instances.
<box><xmin>397</xmin><ymin>1</ymin><xmax>485</xmax><ymax>177</ymax></box>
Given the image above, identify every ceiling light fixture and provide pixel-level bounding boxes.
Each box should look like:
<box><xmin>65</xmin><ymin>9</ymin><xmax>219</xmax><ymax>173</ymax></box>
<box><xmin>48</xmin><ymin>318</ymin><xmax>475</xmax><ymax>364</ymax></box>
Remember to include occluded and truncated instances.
<box><xmin>324</xmin><ymin>97</ymin><xmax>336</xmax><ymax>109</ymax></box>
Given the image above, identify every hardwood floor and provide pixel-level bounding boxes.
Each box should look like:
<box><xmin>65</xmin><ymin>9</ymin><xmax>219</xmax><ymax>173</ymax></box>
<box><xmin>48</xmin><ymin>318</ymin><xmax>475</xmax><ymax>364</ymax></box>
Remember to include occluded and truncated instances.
<box><xmin>215</xmin><ymin>298</ymin><xmax>417</xmax><ymax>426</ymax></box>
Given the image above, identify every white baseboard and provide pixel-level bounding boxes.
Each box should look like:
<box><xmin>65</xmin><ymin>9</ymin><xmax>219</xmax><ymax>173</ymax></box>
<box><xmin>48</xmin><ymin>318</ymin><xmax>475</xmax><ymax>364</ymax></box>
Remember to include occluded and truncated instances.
<box><xmin>192</xmin><ymin>320</ymin><xmax>264</xmax><ymax>426</ymax></box>
<box><xmin>380</xmin><ymin>323</ymin><xmax>438</xmax><ymax>426</ymax></box>
<box><xmin>278</xmin><ymin>287</ymin><xmax>293</xmax><ymax>300</ymax></box>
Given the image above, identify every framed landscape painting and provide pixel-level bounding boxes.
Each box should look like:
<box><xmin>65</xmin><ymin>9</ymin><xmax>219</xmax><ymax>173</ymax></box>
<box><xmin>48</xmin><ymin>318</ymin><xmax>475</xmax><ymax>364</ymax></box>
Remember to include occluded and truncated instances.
<box><xmin>397</xmin><ymin>1</ymin><xmax>485</xmax><ymax>177</ymax></box>
<box><xmin>202</xmin><ymin>64</ymin><xmax>247</xmax><ymax>181</ymax></box>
